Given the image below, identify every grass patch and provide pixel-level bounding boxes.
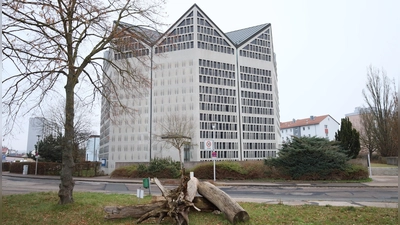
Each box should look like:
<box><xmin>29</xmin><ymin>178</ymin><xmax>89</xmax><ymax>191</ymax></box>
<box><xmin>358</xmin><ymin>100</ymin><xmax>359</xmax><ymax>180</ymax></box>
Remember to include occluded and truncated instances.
<box><xmin>2</xmin><ymin>192</ymin><xmax>397</xmax><ymax>225</ymax></box>
<box><xmin>371</xmin><ymin>163</ymin><xmax>398</xmax><ymax>168</ymax></box>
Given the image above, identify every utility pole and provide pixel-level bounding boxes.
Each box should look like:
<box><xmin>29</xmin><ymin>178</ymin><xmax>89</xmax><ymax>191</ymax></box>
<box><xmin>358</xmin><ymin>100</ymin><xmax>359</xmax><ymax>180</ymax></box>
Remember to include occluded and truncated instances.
<box><xmin>35</xmin><ymin>135</ymin><xmax>40</xmax><ymax>175</ymax></box>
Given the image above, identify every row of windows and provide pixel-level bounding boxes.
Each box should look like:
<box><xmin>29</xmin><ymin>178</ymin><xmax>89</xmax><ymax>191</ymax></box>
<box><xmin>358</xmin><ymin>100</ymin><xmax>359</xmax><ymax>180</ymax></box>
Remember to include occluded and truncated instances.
<box><xmin>200</xmin><ymin>141</ymin><xmax>238</xmax><ymax>150</ymax></box>
<box><xmin>199</xmin><ymin>113</ymin><xmax>237</xmax><ymax>123</ymax></box>
<box><xmin>200</xmin><ymin>122</ymin><xmax>238</xmax><ymax>131</ymax></box>
<box><xmin>153</xmin><ymin>86</ymin><xmax>194</xmax><ymax>96</ymax></box>
<box><xmin>199</xmin><ymin>94</ymin><xmax>236</xmax><ymax>104</ymax></box>
<box><xmin>200</xmin><ymin>131</ymin><xmax>238</xmax><ymax>139</ymax></box>
<box><xmin>198</xmin><ymin>34</ymin><xmax>230</xmax><ymax>46</ymax></box>
<box><xmin>241</xmin><ymin>91</ymin><xmax>273</xmax><ymax>100</ymax></box>
<box><xmin>199</xmin><ymin>86</ymin><xmax>236</xmax><ymax>96</ymax></box>
<box><xmin>242</xmin><ymin>124</ymin><xmax>275</xmax><ymax>132</ymax></box>
<box><xmin>178</xmin><ymin>13</ymin><xmax>193</xmax><ymax>25</ymax></box>
<box><xmin>241</xmin><ymin>81</ymin><xmax>272</xmax><ymax>91</ymax></box>
<box><xmin>241</xmin><ymin>99</ymin><xmax>273</xmax><ymax>108</ymax></box>
<box><xmin>242</xmin><ymin>116</ymin><xmax>274</xmax><ymax>125</ymax></box>
<box><xmin>200</xmin><ymin>103</ymin><xmax>237</xmax><ymax>112</ymax></box>
<box><xmin>240</xmin><ymin>66</ymin><xmax>271</xmax><ymax>76</ymax></box>
<box><xmin>240</xmin><ymin>73</ymin><xmax>271</xmax><ymax>84</ymax></box>
<box><xmin>114</xmin><ymin>49</ymin><xmax>149</xmax><ymax>60</ymax></box>
<box><xmin>155</xmin><ymin>41</ymin><xmax>194</xmax><ymax>53</ymax></box>
<box><xmin>240</xmin><ymin>50</ymin><xmax>272</xmax><ymax>61</ymax></box>
<box><xmin>161</xmin><ymin>32</ymin><xmax>193</xmax><ymax>45</ymax></box>
<box><xmin>197</xmin><ymin>18</ymin><xmax>213</xmax><ymax>28</ymax></box>
<box><xmin>242</xmin><ymin>106</ymin><xmax>273</xmax><ymax>115</ymax></box>
<box><xmin>199</xmin><ymin>75</ymin><xmax>235</xmax><ymax>86</ymax></box>
<box><xmin>197</xmin><ymin>41</ymin><xmax>234</xmax><ymax>54</ymax></box>
<box><xmin>243</xmin><ymin>150</ymin><xmax>276</xmax><ymax>159</ymax></box>
<box><xmin>200</xmin><ymin>150</ymin><xmax>239</xmax><ymax>159</ymax></box>
<box><xmin>243</xmin><ymin>133</ymin><xmax>276</xmax><ymax>140</ymax></box>
<box><xmin>199</xmin><ymin>59</ymin><xmax>235</xmax><ymax>70</ymax></box>
<box><xmin>243</xmin><ymin>142</ymin><xmax>275</xmax><ymax>150</ymax></box>
<box><xmin>153</xmin><ymin>103</ymin><xmax>194</xmax><ymax>112</ymax></box>
<box><xmin>110</xmin><ymin>153</ymin><xmax>147</xmax><ymax>161</ymax></box>
<box><xmin>199</xmin><ymin>68</ymin><xmax>235</xmax><ymax>78</ymax></box>
<box><xmin>243</xmin><ymin>44</ymin><xmax>271</xmax><ymax>54</ymax></box>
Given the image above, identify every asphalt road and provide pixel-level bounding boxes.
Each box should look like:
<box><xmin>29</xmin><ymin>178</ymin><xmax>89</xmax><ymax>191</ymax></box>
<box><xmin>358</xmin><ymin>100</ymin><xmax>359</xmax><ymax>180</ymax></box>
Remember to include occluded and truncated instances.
<box><xmin>2</xmin><ymin>176</ymin><xmax>397</xmax><ymax>208</ymax></box>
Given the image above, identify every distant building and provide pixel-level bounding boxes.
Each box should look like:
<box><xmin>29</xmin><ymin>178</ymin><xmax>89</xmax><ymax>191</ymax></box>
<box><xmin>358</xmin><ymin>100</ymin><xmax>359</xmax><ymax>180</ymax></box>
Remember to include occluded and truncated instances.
<box><xmin>26</xmin><ymin>117</ymin><xmax>61</xmax><ymax>154</ymax></box>
<box><xmin>86</xmin><ymin>135</ymin><xmax>100</xmax><ymax>162</ymax></box>
<box><xmin>280</xmin><ymin>115</ymin><xmax>339</xmax><ymax>142</ymax></box>
<box><xmin>345</xmin><ymin>107</ymin><xmax>366</xmax><ymax>133</ymax></box>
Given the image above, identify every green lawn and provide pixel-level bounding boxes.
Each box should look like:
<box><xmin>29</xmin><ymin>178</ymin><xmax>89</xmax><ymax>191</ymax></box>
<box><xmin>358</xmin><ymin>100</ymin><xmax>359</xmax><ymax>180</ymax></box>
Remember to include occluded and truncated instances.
<box><xmin>371</xmin><ymin>163</ymin><xmax>398</xmax><ymax>168</ymax></box>
<box><xmin>2</xmin><ymin>192</ymin><xmax>398</xmax><ymax>225</ymax></box>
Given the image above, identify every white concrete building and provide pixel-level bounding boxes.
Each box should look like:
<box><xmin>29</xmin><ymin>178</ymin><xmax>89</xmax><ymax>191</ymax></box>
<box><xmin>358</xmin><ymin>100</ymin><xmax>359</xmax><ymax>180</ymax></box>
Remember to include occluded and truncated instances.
<box><xmin>85</xmin><ymin>135</ymin><xmax>100</xmax><ymax>162</ymax></box>
<box><xmin>26</xmin><ymin>117</ymin><xmax>60</xmax><ymax>154</ymax></box>
<box><xmin>100</xmin><ymin>4</ymin><xmax>280</xmax><ymax>173</ymax></box>
<box><xmin>280</xmin><ymin>115</ymin><xmax>339</xmax><ymax>142</ymax></box>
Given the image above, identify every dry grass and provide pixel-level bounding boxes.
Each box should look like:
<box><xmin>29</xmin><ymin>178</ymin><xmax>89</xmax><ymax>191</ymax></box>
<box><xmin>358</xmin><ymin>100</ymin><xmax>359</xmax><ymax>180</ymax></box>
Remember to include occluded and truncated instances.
<box><xmin>2</xmin><ymin>192</ymin><xmax>398</xmax><ymax>225</ymax></box>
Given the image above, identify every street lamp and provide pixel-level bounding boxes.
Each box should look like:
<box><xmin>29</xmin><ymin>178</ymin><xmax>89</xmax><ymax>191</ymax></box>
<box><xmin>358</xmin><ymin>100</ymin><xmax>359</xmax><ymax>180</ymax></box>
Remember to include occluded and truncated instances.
<box><xmin>212</xmin><ymin>123</ymin><xmax>216</xmax><ymax>181</ymax></box>
<box><xmin>35</xmin><ymin>135</ymin><xmax>40</xmax><ymax>175</ymax></box>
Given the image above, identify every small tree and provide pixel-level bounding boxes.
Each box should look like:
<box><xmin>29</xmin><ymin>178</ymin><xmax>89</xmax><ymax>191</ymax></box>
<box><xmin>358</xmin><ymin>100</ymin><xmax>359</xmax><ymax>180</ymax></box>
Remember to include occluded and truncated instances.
<box><xmin>156</xmin><ymin>113</ymin><xmax>195</xmax><ymax>176</ymax></box>
<box><xmin>335</xmin><ymin>117</ymin><xmax>361</xmax><ymax>159</ymax></box>
<box><xmin>31</xmin><ymin>134</ymin><xmax>63</xmax><ymax>163</ymax></box>
<box><xmin>359</xmin><ymin>109</ymin><xmax>377</xmax><ymax>157</ymax></box>
<box><xmin>265</xmin><ymin>136</ymin><xmax>348</xmax><ymax>180</ymax></box>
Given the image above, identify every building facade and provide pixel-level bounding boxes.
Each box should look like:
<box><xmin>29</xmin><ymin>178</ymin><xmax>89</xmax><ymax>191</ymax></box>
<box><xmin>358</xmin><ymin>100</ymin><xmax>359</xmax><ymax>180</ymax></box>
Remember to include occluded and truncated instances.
<box><xmin>26</xmin><ymin>117</ymin><xmax>60</xmax><ymax>154</ymax></box>
<box><xmin>100</xmin><ymin>4</ymin><xmax>280</xmax><ymax>174</ymax></box>
<box><xmin>85</xmin><ymin>135</ymin><xmax>100</xmax><ymax>162</ymax></box>
<box><xmin>280</xmin><ymin>115</ymin><xmax>339</xmax><ymax>142</ymax></box>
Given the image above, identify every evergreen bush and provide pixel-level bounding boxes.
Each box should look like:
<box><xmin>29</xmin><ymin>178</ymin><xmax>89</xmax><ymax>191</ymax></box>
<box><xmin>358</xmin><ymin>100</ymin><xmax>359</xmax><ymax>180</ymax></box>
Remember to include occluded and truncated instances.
<box><xmin>265</xmin><ymin>136</ymin><xmax>349</xmax><ymax>180</ymax></box>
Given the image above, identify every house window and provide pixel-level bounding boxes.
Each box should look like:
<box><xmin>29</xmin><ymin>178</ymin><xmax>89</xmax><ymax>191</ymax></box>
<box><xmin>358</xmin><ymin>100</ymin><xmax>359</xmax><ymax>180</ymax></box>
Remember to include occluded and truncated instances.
<box><xmin>302</xmin><ymin>127</ymin><xmax>305</xmax><ymax>130</ymax></box>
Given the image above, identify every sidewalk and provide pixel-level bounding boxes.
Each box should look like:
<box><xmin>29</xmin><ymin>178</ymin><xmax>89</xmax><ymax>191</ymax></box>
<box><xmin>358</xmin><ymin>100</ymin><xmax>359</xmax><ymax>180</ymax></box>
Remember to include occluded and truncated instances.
<box><xmin>2</xmin><ymin>171</ymin><xmax>398</xmax><ymax>188</ymax></box>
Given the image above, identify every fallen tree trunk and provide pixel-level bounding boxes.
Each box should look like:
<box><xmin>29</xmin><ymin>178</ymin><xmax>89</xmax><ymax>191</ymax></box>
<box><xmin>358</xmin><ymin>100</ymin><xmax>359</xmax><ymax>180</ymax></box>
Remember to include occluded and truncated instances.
<box><xmin>104</xmin><ymin>196</ymin><xmax>218</xmax><ymax>220</ymax></box>
<box><xmin>197</xmin><ymin>181</ymin><xmax>250</xmax><ymax>224</ymax></box>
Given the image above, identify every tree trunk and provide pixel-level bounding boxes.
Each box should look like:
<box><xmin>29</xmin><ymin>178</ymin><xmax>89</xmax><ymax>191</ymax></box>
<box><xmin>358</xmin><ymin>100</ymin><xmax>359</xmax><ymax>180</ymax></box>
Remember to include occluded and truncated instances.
<box><xmin>58</xmin><ymin>79</ymin><xmax>76</xmax><ymax>204</ymax></box>
<box><xmin>197</xmin><ymin>181</ymin><xmax>249</xmax><ymax>224</ymax></box>
<box><xmin>104</xmin><ymin>196</ymin><xmax>218</xmax><ymax>219</ymax></box>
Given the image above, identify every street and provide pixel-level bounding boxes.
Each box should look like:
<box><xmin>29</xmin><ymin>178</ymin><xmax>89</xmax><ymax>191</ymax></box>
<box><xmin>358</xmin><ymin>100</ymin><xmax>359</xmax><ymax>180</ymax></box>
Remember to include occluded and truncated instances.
<box><xmin>2</xmin><ymin>175</ymin><xmax>397</xmax><ymax>208</ymax></box>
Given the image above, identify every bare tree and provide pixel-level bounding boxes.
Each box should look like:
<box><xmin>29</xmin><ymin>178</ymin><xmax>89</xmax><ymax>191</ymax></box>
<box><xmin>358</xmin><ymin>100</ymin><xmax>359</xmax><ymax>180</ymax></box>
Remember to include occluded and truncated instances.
<box><xmin>155</xmin><ymin>113</ymin><xmax>195</xmax><ymax>174</ymax></box>
<box><xmin>43</xmin><ymin>99</ymin><xmax>93</xmax><ymax>162</ymax></box>
<box><xmin>2</xmin><ymin>0</ymin><xmax>165</xmax><ymax>204</ymax></box>
<box><xmin>359</xmin><ymin>109</ymin><xmax>377</xmax><ymax>157</ymax></box>
<box><xmin>361</xmin><ymin>66</ymin><xmax>398</xmax><ymax>157</ymax></box>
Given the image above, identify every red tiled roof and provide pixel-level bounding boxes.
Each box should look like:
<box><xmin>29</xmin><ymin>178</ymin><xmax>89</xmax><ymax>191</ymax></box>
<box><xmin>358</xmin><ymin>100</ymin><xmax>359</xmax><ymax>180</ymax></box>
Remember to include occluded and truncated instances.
<box><xmin>2</xmin><ymin>147</ymin><xmax>9</xmax><ymax>154</ymax></box>
<box><xmin>280</xmin><ymin>115</ymin><xmax>330</xmax><ymax>129</ymax></box>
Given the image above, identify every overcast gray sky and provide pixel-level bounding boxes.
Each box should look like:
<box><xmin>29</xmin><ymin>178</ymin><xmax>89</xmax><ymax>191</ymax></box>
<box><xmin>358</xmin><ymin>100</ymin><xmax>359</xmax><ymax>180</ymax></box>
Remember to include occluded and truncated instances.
<box><xmin>3</xmin><ymin>0</ymin><xmax>399</xmax><ymax>152</ymax></box>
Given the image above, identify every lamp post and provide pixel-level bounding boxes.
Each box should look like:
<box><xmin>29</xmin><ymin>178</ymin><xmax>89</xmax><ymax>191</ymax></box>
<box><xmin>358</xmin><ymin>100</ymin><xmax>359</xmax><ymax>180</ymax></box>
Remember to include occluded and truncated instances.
<box><xmin>212</xmin><ymin>123</ymin><xmax>216</xmax><ymax>182</ymax></box>
<box><xmin>35</xmin><ymin>135</ymin><xmax>40</xmax><ymax>175</ymax></box>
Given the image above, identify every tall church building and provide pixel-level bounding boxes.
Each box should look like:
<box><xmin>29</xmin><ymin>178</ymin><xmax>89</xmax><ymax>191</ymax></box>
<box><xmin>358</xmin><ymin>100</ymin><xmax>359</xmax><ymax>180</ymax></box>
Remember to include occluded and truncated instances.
<box><xmin>100</xmin><ymin>4</ymin><xmax>281</xmax><ymax>174</ymax></box>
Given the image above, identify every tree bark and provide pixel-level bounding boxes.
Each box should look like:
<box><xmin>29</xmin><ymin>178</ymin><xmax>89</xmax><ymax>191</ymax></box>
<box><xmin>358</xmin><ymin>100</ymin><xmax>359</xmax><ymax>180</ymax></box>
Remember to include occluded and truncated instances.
<box><xmin>58</xmin><ymin>79</ymin><xmax>77</xmax><ymax>204</ymax></box>
<box><xmin>197</xmin><ymin>181</ymin><xmax>249</xmax><ymax>224</ymax></box>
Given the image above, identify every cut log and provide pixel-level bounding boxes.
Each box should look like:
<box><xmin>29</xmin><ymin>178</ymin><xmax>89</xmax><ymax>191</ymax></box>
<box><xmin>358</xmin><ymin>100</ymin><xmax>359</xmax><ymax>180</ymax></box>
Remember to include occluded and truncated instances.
<box><xmin>197</xmin><ymin>181</ymin><xmax>250</xmax><ymax>224</ymax></box>
<box><xmin>104</xmin><ymin>201</ymin><xmax>165</xmax><ymax>219</ymax></box>
<box><xmin>104</xmin><ymin>198</ymin><xmax>217</xmax><ymax>219</ymax></box>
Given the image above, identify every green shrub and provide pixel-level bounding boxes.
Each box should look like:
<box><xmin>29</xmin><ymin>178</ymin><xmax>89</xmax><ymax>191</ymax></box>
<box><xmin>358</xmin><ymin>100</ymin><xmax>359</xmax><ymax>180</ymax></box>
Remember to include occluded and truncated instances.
<box><xmin>265</xmin><ymin>136</ymin><xmax>349</xmax><ymax>180</ymax></box>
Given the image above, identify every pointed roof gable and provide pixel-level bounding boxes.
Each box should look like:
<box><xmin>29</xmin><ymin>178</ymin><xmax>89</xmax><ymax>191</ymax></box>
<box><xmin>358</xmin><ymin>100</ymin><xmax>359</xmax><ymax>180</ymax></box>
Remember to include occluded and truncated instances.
<box><xmin>226</xmin><ymin>23</ymin><xmax>270</xmax><ymax>46</ymax></box>
<box><xmin>280</xmin><ymin>115</ymin><xmax>334</xmax><ymax>129</ymax></box>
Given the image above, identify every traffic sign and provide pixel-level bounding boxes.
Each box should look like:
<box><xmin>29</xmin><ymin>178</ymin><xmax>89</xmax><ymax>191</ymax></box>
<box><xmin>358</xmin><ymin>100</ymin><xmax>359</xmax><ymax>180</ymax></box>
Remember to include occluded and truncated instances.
<box><xmin>212</xmin><ymin>151</ymin><xmax>217</xmax><ymax>159</ymax></box>
<box><xmin>204</xmin><ymin>140</ymin><xmax>214</xmax><ymax>150</ymax></box>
